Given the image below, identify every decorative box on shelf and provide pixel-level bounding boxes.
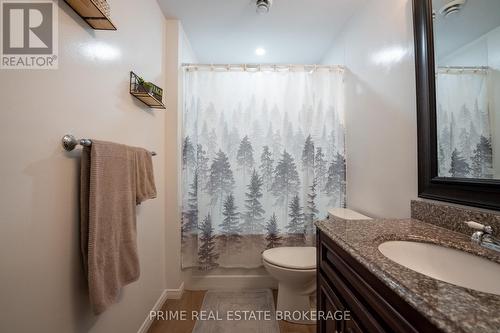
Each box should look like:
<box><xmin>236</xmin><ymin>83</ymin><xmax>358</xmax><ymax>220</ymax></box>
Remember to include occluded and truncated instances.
<box><xmin>64</xmin><ymin>0</ymin><xmax>116</xmax><ymax>30</ymax></box>
<box><xmin>129</xmin><ymin>72</ymin><xmax>166</xmax><ymax>109</ymax></box>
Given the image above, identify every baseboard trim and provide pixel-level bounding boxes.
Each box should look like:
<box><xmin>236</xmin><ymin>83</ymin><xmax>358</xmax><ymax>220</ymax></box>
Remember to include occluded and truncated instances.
<box><xmin>137</xmin><ymin>289</ymin><xmax>168</xmax><ymax>333</ymax></box>
<box><xmin>166</xmin><ymin>282</ymin><xmax>185</xmax><ymax>300</ymax></box>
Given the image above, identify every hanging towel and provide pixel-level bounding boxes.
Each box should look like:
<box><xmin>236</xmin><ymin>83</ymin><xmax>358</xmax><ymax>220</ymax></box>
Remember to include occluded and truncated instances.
<box><xmin>134</xmin><ymin>148</ymin><xmax>157</xmax><ymax>204</ymax></box>
<box><xmin>80</xmin><ymin>140</ymin><xmax>156</xmax><ymax>315</ymax></box>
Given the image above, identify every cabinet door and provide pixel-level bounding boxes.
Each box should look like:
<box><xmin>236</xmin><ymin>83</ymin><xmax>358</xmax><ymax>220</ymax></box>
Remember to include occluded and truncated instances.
<box><xmin>344</xmin><ymin>317</ymin><xmax>363</xmax><ymax>333</ymax></box>
<box><xmin>318</xmin><ymin>276</ymin><xmax>344</xmax><ymax>333</ymax></box>
<box><xmin>319</xmin><ymin>282</ymin><xmax>365</xmax><ymax>333</ymax></box>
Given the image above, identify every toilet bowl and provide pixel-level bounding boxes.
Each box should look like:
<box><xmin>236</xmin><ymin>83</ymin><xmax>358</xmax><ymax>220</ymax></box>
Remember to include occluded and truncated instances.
<box><xmin>262</xmin><ymin>246</ymin><xmax>316</xmax><ymax>324</ymax></box>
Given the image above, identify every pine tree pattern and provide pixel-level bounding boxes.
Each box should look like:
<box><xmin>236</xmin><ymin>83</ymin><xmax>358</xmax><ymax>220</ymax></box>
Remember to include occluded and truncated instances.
<box><xmin>206</xmin><ymin>150</ymin><xmax>235</xmax><ymax>208</ymax></box>
<box><xmin>302</xmin><ymin>135</ymin><xmax>315</xmax><ymax>170</ymax></box>
<box><xmin>265</xmin><ymin>213</ymin><xmax>282</xmax><ymax>249</ymax></box>
<box><xmin>324</xmin><ymin>153</ymin><xmax>346</xmax><ymax>207</ymax></box>
<box><xmin>314</xmin><ymin>147</ymin><xmax>327</xmax><ymax>187</ymax></box>
<box><xmin>471</xmin><ymin>136</ymin><xmax>493</xmax><ymax>178</ymax></box>
<box><xmin>182</xmin><ymin>136</ymin><xmax>196</xmax><ymax>170</ymax></box>
<box><xmin>260</xmin><ymin>146</ymin><xmax>274</xmax><ymax>191</ymax></box>
<box><xmin>449</xmin><ymin>149</ymin><xmax>471</xmax><ymax>178</ymax></box>
<box><xmin>219</xmin><ymin>194</ymin><xmax>242</xmax><ymax>251</ymax></box>
<box><xmin>436</xmin><ymin>72</ymin><xmax>494</xmax><ymax>179</ymax></box>
<box><xmin>242</xmin><ymin>170</ymin><xmax>266</xmax><ymax>234</ymax></box>
<box><xmin>286</xmin><ymin>195</ymin><xmax>305</xmax><ymax>246</ymax></box>
<box><xmin>196</xmin><ymin>144</ymin><xmax>209</xmax><ymax>188</ymax></box>
<box><xmin>181</xmin><ymin>69</ymin><xmax>347</xmax><ymax>270</ymax></box>
<box><xmin>272</xmin><ymin>150</ymin><xmax>300</xmax><ymax>208</ymax></box>
<box><xmin>207</xmin><ymin>129</ymin><xmax>218</xmax><ymax>158</ymax></box>
<box><xmin>198</xmin><ymin>214</ymin><xmax>219</xmax><ymax>271</ymax></box>
<box><xmin>301</xmin><ymin>135</ymin><xmax>315</xmax><ymax>186</ymax></box>
<box><xmin>237</xmin><ymin>136</ymin><xmax>255</xmax><ymax>183</ymax></box>
<box><xmin>304</xmin><ymin>178</ymin><xmax>319</xmax><ymax>235</ymax></box>
<box><xmin>182</xmin><ymin>171</ymin><xmax>198</xmax><ymax>244</ymax></box>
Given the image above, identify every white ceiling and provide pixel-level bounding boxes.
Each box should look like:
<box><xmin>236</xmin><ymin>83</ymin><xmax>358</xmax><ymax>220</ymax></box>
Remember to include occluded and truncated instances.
<box><xmin>433</xmin><ymin>0</ymin><xmax>500</xmax><ymax>59</ymax></box>
<box><xmin>158</xmin><ymin>0</ymin><xmax>367</xmax><ymax>64</ymax></box>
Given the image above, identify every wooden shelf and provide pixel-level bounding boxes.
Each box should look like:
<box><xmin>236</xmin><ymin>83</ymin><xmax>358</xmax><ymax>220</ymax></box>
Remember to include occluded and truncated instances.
<box><xmin>64</xmin><ymin>0</ymin><xmax>117</xmax><ymax>31</ymax></box>
<box><xmin>130</xmin><ymin>72</ymin><xmax>166</xmax><ymax>109</ymax></box>
<box><xmin>130</xmin><ymin>91</ymin><xmax>166</xmax><ymax>109</ymax></box>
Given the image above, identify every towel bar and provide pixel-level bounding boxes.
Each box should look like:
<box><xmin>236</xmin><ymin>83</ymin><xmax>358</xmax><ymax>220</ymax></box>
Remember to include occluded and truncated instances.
<box><xmin>61</xmin><ymin>134</ymin><xmax>157</xmax><ymax>156</ymax></box>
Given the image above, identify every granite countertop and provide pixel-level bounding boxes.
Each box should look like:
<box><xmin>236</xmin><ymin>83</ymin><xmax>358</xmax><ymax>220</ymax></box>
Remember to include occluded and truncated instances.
<box><xmin>315</xmin><ymin>217</ymin><xmax>500</xmax><ymax>333</ymax></box>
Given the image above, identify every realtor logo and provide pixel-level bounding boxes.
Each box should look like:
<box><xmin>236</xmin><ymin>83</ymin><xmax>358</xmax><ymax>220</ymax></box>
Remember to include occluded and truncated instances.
<box><xmin>1</xmin><ymin>0</ymin><xmax>58</xmax><ymax>69</ymax></box>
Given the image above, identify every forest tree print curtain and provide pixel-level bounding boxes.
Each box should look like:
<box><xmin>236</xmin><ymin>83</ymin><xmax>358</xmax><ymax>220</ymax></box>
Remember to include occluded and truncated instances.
<box><xmin>181</xmin><ymin>67</ymin><xmax>346</xmax><ymax>270</ymax></box>
<box><xmin>436</xmin><ymin>70</ymin><xmax>494</xmax><ymax>178</ymax></box>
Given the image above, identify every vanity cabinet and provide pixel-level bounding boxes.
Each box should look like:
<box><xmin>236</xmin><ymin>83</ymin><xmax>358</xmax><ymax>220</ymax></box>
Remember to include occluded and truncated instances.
<box><xmin>316</xmin><ymin>230</ymin><xmax>442</xmax><ymax>333</ymax></box>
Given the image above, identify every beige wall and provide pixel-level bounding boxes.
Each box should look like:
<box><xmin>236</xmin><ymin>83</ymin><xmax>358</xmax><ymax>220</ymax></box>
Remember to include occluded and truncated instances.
<box><xmin>0</xmin><ymin>1</ymin><xmax>167</xmax><ymax>332</ymax></box>
<box><xmin>322</xmin><ymin>0</ymin><xmax>418</xmax><ymax>218</ymax></box>
<box><xmin>163</xmin><ymin>19</ymin><xmax>182</xmax><ymax>292</ymax></box>
<box><xmin>163</xmin><ymin>20</ymin><xmax>198</xmax><ymax>291</ymax></box>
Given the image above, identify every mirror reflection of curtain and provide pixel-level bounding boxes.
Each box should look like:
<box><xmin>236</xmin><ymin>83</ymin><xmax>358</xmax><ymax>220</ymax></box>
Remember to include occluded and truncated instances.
<box><xmin>493</xmin><ymin>69</ymin><xmax>500</xmax><ymax>178</ymax></box>
<box><xmin>181</xmin><ymin>68</ymin><xmax>346</xmax><ymax>270</ymax></box>
<box><xmin>436</xmin><ymin>69</ymin><xmax>494</xmax><ymax>178</ymax></box>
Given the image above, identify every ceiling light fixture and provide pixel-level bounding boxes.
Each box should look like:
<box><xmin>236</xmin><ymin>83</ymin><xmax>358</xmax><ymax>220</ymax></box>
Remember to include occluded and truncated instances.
<box><xmin>256</xmin><ymin>0</ymin><xmax>272</xmax><ymax>14</ymax></box>
<box><xmin>255</xmin><ymin>47</ymin><xmax>266</xmax><ymax>56</ymax></box>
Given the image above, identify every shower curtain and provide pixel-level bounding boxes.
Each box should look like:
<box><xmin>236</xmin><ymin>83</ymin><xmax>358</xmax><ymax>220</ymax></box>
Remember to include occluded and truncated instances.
<box><xmin>181</xmin><ymin>67</ymin><xmax>346</xmax><ymax>270</ymax></box>
<box><xmin>436</xmin><ymin>70</ymin><xmax>494</xmax><ymax>178</ymax></box>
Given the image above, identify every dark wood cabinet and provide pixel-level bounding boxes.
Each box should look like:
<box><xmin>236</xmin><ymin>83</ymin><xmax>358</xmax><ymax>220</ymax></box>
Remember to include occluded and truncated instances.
<box><xmin>318</xmin><ymin>277</ymin><xmax>344</xmax><ymax>333</ymax></box>
<box><xmin>344</xmin><ymin>318</ymin><xmax>363</xmax><ymax>333</ymax></box>
<box><xmin>316</xmin><ymin>229</ymin><xmax>442</xmax><ymax>333</ymax></box>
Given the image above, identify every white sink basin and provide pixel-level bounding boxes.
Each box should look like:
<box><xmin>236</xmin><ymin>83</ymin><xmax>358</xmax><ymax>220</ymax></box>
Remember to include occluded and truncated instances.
<box><xmin>378</xmin><ymin>241</ymin><xmax>500</xmax><ymax>295</ymax></box>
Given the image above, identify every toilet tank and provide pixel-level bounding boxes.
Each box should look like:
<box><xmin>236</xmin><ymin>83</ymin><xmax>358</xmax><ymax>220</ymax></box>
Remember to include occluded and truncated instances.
<box><xmin>328</xmin><ymin>208</ymin><xmax>372</xmax><ymax>220</ymax></box>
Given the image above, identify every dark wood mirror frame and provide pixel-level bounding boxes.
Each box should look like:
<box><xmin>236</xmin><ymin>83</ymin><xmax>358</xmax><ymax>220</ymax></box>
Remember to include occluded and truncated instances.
<box><xmin>412</xmin><ymin>0</ymin><xmax>500</xmax><ymax>211</ymax></box>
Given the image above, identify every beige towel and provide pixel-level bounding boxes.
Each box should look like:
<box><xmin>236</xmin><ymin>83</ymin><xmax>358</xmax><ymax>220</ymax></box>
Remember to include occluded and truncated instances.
<box><xmin>135</xmin><ymin>148</ymin><xmax>157</xmax><ymax>204</ymax></box>
<box><xmin>80</xmin><ymin>140</ymin><xmax>156</xmax><ymax>315</ymax></box>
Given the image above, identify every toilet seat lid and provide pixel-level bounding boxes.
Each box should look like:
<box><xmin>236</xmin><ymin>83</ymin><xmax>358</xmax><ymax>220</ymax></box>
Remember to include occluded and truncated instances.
<box><xmin>262</xmin><ymin>247</ymin><xmax>316</xmax><ymax>270</ymax></box>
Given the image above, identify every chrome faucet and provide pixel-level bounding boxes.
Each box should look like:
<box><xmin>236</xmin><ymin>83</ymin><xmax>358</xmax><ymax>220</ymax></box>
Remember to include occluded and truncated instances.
<box><xmin>464</xmin><ymin>221</ymin><xmax>500</xmax><ymax>253</ymax></box>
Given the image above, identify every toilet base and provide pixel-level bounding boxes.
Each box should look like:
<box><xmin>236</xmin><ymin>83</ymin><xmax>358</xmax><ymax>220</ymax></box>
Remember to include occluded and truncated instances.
<box><xmin>276</xmin><ymin>283</ymin><xmax>316</xmax><ymax>325</ymax></box>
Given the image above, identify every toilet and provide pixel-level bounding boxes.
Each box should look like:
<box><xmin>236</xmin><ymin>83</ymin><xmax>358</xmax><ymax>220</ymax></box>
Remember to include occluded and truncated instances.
<box><xmin>263</xmin><ymin>209</ymin><xmax>372</xmax><ymax>324</ymax></box>
<box><xmin>262</xmin><ymin>246</ymin><xmax>316</xmax><ymax>324</ymax></box>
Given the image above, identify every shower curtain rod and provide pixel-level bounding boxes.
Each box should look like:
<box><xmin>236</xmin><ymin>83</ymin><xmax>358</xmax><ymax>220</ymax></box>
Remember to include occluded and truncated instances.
<box><xmin>182</xmin><ymin>63</ymin><xmax>345</xmax><ymax>72</ymax></box>
<box><xmin>437</xmin><ymin>66</ymin><xmax>490</xmax><ymax>74</ymax></box>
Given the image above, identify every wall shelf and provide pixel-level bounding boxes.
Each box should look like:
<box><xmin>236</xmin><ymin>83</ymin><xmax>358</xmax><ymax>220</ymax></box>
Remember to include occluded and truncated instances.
<box><xmin>129</xmin><ymin>72</ymin><xmax>166</xmax><ymax>109</ymax></box>
<box><xmin>64</xmin><ymin>0</ymin><xmax>117</xmax><ymax>30</ymax></box>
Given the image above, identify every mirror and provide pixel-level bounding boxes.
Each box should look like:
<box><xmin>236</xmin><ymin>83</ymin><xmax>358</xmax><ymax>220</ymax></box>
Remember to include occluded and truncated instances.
<box><xmin>432</xmin><ymin>0</ymin><xmax>500</xmax><ymax>179</ymax></box>
<box><xmin>413</xmin><ymin>0</ymin><xmax>500</xmax><ymax>211</ymax></box>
